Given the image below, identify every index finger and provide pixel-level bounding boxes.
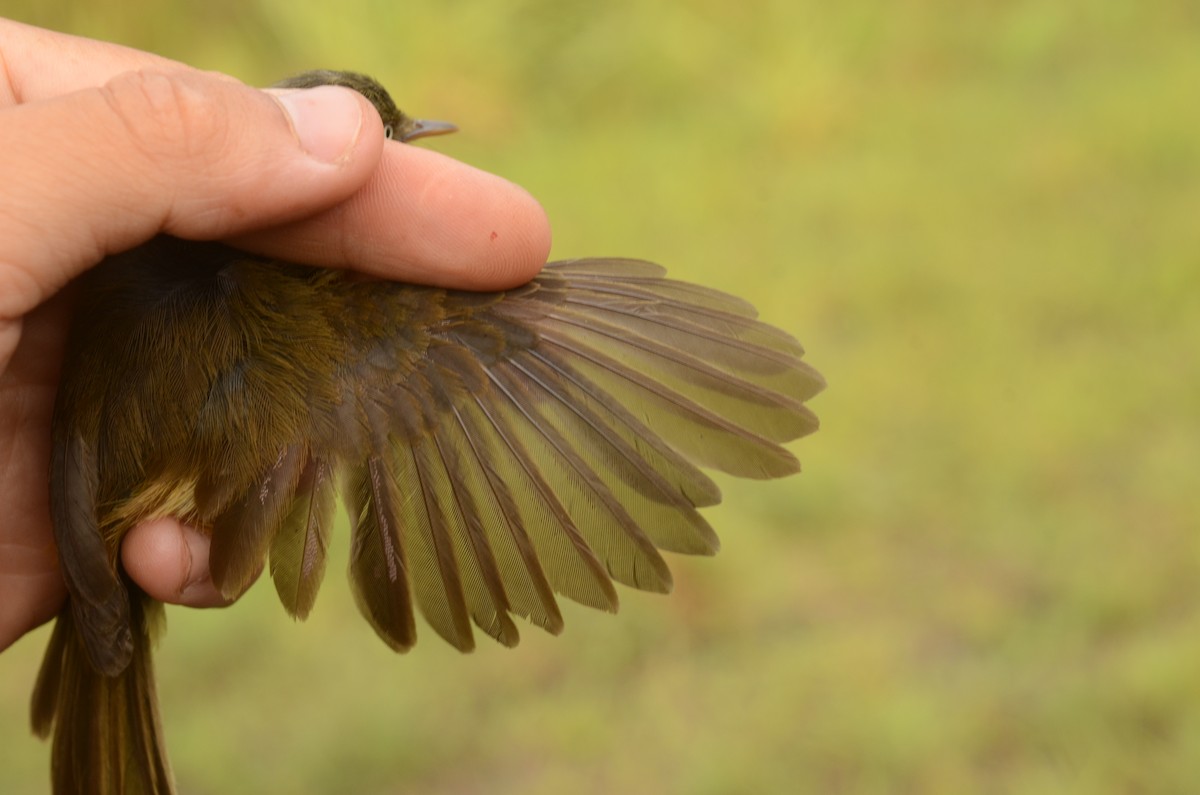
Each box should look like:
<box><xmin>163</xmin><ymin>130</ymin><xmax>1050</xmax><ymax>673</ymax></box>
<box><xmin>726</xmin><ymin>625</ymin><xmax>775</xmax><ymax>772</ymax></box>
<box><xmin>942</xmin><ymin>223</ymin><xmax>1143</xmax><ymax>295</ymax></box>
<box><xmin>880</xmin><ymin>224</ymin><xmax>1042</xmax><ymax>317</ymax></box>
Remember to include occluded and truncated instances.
<box><xmin>0</xmin><ymin>18</ymin><xmax>552</xmax><ymax>290</ymax></box>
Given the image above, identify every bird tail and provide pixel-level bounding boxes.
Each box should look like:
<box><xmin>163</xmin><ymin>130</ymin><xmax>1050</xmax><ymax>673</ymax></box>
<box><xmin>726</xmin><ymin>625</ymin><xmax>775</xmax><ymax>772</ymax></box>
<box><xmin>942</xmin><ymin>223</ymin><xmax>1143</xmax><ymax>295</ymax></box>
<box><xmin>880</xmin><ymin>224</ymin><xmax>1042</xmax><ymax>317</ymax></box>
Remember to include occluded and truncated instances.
<box><xmin>31</xmin><ymin>597</ymin><xmax>174</xmax><ymax>795</ymax></box>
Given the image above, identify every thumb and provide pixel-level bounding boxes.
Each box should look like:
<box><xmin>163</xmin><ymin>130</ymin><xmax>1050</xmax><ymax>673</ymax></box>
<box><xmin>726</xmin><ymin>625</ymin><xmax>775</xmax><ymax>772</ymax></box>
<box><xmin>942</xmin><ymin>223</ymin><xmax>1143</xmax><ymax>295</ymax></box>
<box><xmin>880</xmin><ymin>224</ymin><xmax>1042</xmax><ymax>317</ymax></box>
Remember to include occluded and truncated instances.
<box><xmin>0</xmin><ymin>68</ymin><xmax>385</xmax><ymax>328</ymax></box>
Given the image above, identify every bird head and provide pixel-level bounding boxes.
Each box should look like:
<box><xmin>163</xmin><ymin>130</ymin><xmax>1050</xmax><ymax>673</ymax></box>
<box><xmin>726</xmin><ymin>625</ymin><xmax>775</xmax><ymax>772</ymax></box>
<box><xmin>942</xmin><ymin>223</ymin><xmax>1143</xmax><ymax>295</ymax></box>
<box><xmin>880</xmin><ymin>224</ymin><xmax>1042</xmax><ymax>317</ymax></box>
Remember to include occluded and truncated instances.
<box><xmin>273</xmin><ymin>69</ymin><xmax>457</xmax><ymax>142</ymax></box>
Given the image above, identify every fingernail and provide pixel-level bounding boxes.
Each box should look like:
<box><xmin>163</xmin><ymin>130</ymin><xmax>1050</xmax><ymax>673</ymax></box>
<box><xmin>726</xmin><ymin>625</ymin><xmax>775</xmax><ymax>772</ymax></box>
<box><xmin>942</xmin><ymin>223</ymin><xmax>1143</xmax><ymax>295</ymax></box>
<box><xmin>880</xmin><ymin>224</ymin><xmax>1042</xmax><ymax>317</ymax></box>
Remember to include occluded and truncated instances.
<box><xmin>272</xmin><ymin>85</ymin><xmax>364</xmax><ymax>164</ymax></box>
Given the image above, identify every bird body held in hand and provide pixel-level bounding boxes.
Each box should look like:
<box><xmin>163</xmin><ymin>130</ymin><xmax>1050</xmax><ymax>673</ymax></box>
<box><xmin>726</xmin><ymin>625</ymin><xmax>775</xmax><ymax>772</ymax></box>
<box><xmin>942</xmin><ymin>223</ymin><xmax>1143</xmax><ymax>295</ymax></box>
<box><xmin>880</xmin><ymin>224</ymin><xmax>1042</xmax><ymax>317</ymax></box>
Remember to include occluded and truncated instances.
<box><xmin>31</xmin><ymin>71</ymin><xmax>824</xmax><ymax>795</ymax></box>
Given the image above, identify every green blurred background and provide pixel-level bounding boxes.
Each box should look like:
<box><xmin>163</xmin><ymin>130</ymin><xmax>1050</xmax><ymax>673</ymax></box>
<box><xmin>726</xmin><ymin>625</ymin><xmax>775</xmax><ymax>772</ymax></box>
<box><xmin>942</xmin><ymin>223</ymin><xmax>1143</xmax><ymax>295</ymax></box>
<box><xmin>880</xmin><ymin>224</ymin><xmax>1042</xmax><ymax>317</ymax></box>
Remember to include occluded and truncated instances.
<box><xmin>3</xmin><ymin>2</ymin><xmax>1199</xmax><ymax>793</ymax></box>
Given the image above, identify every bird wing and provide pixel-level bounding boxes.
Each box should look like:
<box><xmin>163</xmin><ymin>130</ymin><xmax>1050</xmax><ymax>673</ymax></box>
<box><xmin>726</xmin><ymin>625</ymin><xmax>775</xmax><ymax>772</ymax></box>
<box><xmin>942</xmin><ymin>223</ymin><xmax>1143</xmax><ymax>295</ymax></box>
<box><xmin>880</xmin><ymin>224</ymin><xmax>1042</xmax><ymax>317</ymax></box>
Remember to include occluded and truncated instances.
<box><xmin>211</xmin><ymin>257</ymin><xmax>823</xmax><ymax>652</ymax></box>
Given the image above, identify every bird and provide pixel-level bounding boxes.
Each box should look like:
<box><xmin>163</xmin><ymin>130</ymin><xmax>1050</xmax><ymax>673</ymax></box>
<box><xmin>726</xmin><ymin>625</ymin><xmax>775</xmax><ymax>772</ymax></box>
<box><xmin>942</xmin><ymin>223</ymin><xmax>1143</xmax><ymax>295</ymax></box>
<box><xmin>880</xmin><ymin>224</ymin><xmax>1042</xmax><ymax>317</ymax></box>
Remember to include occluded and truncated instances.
<box><xmin>29</xmin><ymin>70</ymin><xmax>824</xmax><ymax>795</ymax></box>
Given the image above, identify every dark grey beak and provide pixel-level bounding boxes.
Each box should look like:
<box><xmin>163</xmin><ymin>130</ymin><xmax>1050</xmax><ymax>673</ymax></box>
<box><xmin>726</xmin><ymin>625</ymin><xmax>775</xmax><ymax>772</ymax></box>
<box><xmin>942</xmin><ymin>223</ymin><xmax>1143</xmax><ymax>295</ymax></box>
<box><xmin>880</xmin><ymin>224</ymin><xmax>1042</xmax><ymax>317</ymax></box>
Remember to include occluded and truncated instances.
<box><xmin>400</xmin><ymin>119</ymin><xmax>459</xmax><ymax>142</ymax></box>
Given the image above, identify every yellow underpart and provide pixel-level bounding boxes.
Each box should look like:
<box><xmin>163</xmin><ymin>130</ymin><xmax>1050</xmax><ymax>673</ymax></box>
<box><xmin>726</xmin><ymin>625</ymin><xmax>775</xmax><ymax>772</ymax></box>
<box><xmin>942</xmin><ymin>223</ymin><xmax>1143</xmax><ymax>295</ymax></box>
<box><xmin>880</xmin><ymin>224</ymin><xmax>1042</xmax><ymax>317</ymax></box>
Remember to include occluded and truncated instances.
<box><xmin>101</xmin><ymin>478</ymin><xmax>206</xmax><ymax>547</ymax></box>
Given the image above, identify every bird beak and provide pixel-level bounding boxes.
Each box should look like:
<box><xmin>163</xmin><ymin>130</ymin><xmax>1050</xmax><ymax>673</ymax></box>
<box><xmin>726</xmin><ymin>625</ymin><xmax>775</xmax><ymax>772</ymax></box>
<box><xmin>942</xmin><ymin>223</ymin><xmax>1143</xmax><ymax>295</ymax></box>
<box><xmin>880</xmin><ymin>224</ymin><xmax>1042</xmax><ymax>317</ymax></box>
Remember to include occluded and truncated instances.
<box><xmin>400</xmin><ymin>119</ymin><xmax>459</xmax><ymax>142</ymax></box>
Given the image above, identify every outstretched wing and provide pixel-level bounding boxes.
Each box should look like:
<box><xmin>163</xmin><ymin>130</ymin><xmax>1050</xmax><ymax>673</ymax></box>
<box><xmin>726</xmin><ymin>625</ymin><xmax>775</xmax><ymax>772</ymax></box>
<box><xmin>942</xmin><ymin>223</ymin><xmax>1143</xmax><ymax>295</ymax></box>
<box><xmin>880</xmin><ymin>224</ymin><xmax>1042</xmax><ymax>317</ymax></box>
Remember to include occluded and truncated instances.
<box><xmin>308</xmin><ymin>257</ymin><xmax>823</xmax><ymax>652</ymax></box>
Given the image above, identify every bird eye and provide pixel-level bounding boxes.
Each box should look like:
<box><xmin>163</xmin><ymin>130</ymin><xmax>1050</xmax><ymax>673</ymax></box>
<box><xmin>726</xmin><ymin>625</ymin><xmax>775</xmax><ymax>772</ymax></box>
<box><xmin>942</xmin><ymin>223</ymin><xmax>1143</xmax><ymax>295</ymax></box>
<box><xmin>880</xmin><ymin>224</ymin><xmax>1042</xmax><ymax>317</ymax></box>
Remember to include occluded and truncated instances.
<box><xmin>383</xmin><ymin>124</ymin><xmax>394</xmax><ymax>140</ymax></box>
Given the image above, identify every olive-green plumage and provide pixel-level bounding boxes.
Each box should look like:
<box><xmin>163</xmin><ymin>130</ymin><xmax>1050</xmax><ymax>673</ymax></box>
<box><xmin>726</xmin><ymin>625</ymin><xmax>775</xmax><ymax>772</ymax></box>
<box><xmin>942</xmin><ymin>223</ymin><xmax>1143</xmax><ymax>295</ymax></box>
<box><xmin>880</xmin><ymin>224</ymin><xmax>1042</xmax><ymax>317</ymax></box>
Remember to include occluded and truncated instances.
<box><xmin>31</xmin><ymin>71</ymin><xmax>824</xmax><ymax>795</ymax></box>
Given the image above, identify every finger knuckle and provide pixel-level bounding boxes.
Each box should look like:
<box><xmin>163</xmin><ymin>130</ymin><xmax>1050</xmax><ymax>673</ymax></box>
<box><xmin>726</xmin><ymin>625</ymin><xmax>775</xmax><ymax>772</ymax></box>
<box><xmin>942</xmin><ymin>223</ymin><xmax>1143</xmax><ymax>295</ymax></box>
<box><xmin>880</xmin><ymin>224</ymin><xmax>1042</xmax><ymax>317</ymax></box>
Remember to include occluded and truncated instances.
<box><xmin>99</xmin><ymin>69</ymin><xmax>231</xmax><ymax>165</ymax></box>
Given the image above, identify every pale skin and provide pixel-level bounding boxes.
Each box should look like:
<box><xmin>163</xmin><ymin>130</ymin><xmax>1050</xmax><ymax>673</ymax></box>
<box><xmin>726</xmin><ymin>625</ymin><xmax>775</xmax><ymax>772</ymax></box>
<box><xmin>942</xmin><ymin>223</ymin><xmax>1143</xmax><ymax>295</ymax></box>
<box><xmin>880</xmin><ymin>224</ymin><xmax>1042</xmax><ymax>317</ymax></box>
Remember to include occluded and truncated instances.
<box><xmin>0</xmin><ymin>18</ymin><xmax>553</xmax><ymax>652</ymax></box>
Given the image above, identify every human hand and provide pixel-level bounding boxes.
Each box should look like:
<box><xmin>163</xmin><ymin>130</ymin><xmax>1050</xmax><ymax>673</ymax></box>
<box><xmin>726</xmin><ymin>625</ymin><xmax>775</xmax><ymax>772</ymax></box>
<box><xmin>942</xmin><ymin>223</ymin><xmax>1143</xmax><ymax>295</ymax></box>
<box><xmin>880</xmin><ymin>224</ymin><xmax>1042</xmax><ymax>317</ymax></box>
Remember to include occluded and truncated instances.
<box><xmin>0</xmin><ymin>18</ymin><xmax>552</xmax><ymax>651</ymax></box>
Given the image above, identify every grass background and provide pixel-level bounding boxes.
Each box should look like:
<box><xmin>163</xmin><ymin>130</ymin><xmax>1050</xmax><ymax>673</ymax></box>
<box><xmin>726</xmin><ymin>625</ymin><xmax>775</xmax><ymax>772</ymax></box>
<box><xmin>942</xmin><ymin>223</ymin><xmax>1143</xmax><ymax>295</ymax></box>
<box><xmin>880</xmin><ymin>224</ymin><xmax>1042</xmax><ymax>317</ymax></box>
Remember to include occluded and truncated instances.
<box><xmin>3</xmin><ymin>2</ymin><xmax>1199</xmax><ymax>793</ymax></box>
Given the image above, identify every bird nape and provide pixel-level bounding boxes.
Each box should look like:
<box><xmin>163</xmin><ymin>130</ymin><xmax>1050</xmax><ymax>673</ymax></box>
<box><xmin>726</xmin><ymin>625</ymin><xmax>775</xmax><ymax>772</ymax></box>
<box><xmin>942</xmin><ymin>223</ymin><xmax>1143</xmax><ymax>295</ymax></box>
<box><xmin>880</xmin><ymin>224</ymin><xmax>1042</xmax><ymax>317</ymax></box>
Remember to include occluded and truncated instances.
<box><xmin>30</xmin><ymin>70</ymin><xmax>824</xmax><ymax>795</ymax></box>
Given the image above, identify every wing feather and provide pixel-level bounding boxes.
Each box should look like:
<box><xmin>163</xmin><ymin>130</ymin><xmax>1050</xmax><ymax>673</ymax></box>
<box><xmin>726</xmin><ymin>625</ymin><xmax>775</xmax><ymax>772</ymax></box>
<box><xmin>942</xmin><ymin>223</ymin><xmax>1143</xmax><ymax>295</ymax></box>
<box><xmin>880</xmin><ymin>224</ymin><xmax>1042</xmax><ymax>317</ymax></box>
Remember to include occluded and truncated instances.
<box><xmin>482</xmin><ymin>359</ymin><xmax>674</xmax><ymax>593</ymax></box>
<box><xmin>270</xmin><ymin>457</ymin><xmax>336</xmax><ymax>619</ymax></box>
<box><xmin>293</xmin><ymin>257</ymin><xmax>822</xmax><ymax>651</ymax></box>
<box><xmin>388</xmin><ymin>386</ymin><xmax>475</xmax><ymax>651</ymax></box>
<box><xmin>208</xmin><ymin>443</ymin><xmax>305</xmax><ymax>599</ymax></box>
<box><xmin>461</xmin><ymin>382</ymin><xmax>620</xmax><ymax>612</ymax></box>
<box><xmin>428</xmin><ymin>357</ymin><xmax>565</xmax><ymax>633</ymax></box>
<box><xmin>344</xmin><ymin>453</ymin><xmax>416</xmax><ymax>651</ymax></box>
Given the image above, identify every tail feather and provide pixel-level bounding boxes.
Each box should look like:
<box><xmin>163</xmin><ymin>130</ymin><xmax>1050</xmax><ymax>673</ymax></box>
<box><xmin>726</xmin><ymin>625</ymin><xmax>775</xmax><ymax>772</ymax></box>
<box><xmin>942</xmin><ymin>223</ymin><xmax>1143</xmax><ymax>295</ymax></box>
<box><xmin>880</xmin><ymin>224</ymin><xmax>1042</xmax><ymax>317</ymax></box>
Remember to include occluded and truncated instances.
<box><xmin>32</xmin><ymin>599</ymin><xmax>173</xmax><ymax>795</ymax></box>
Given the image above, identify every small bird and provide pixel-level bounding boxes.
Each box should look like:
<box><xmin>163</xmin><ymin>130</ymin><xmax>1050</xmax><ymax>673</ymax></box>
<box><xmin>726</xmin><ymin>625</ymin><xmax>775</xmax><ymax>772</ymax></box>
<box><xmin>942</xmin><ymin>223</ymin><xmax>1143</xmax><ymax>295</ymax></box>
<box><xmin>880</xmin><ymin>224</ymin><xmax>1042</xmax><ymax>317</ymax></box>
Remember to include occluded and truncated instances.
<box><xmin>30</xmin><ymin>71</ymin><xmax>824</xmax><ymax>795</ymax></box>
